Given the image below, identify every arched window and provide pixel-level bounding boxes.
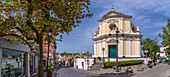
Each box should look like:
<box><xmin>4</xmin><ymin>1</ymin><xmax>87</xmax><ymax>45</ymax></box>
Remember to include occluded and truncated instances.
<box><xmin>109</xmin><ymin>24</ymin><xmax>116</xmax><ymax>30</ymax></box>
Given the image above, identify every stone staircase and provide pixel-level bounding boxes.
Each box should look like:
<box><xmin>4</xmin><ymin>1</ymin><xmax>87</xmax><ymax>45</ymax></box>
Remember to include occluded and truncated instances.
<box><xmin>90</xmin><ymin>61</ymin><xmax>103</xmax><ymax>70</ymax></box>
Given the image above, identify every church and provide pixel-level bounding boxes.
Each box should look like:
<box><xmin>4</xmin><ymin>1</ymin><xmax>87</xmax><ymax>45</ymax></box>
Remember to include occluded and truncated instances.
<box><xmin>92</xmin><ymin>8</ymin><xmax>142</xmax><ymax>58</ymax></box>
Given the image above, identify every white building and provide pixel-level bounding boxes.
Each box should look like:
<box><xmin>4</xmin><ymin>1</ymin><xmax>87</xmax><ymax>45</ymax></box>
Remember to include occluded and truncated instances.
<box><xmin>74</xmin><ymin>58</ymin><xmax>94</xmax><ymax>70</ymax></box>
<box><xmin>156</xmin><ymin>46</ymin><xmax>169</xmax><ymax>58</ymax></box>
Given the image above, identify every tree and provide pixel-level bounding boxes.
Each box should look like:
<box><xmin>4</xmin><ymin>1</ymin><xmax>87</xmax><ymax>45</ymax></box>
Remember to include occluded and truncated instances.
<box><xmin>0</xmin><ymin>0</ymin><xmax>92</xmax><ymax>76</ymax></box>
<box><xmin>159</xmin><ymin>19</ymin><xmax>170</xmax><ymax>55</ymax></box>
<box><xmin>142</xmin><ymin>38</ymin><xmax>160</xmax><ymax>58</ymax></box>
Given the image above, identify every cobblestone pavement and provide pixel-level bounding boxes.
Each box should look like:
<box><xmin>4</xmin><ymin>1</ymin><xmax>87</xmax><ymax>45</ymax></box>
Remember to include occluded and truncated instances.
<box><xmin>132</xmin><ymin>63</ymin><xmax>170</xmax><ymax>77</ymax></box>
<box><xmin>54</xmin><ymin>65</ymin><xmax>96</xmax><ymax>77</ymax></box>
<box><xmin>43</xmin><ymin>63</ymin><xmax>170</xmax><ymax>77</ymax></box>
<box><xmin>74</xmin><ymin>63</ymin><xmax>170</xmax><ymax>77</ymax></box>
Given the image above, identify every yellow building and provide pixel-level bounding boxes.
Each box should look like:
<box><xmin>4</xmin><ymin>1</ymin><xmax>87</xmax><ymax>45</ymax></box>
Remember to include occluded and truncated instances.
<box><xmin>92</xmin><ymin>8</ymin><xmax>142</xmax><ymax>58</ymax></box>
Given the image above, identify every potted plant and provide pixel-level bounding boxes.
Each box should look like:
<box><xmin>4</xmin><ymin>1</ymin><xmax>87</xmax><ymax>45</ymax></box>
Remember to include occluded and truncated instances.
<box><xmin>46</xmin><ymin>65</ymin><xmax>54</xmax><ymax>77</ymax></box>
<box><xmin>126</xmin><ymin>66</ymin><xmax>133</xmax><ymax>73</ymax></box>
<box><xmin>122</xmin><ymin>56</ymin><xmax>126</xmax><ymax>58</ymax></box>
<box><xmin>137</xmin><ymin>64</ymin><xmax>144</xmax><ymax>71</ymax></box>
<box><xmin>97</xmin><ymin>57</ymin><xmax>101</xmax><ymax>61</ymax></box>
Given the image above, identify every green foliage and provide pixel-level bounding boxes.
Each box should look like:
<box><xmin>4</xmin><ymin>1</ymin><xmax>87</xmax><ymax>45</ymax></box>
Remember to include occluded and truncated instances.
<box><xmin>159</xmin><ymin>19</ymin><xmax>170</xmax><ymax>54</ymax></box>
<box><xmin>46</xmin><ymin>65</ymin><xmax>54</xmax><ymax>72</ymax></box>
<box><xmin>0</xmin><ymin>0</ymin><xmax>92</xmax><ymax>76</ymax></box>
<box><xmin>127</xmin><ymin>66</ymin><xmax>132</xmax><ymax>69</ymax></box>
<box><xmin>137</xmin><ymin>64</ymin><xmax>142</xmax><ymax>67</ymax></box>
<box><xmin>60</xmin><ymin>53</ymin><xmax>79</xmax><ymax>56</ymax></box>
<box><xmin>104</xmin><ymin>60</ymin><xmax>144</xmax><ymax>68</ymax></box>
<box><xmin>97</xmin><ymin>56</ymin><xmax>101</xmax><ymax>59</ymax></box>
<box><xmin>142</xmin><ymin>38</ymin><xmax>160</xmax><ymax>57</ymax></box>
<box><xmin>122</xmin><ymin>56</ymin><xmax>126</xmax><ymax>58</ymax></box>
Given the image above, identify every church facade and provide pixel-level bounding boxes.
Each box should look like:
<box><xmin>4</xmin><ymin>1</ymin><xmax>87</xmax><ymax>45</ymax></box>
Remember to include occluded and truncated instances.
<box><xmin>92</xmin><ymin>8</ymin><xmax>142</xmax><ymax>58</ymax></box>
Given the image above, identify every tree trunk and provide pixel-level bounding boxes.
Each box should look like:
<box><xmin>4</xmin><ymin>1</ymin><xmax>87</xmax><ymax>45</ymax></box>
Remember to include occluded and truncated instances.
<box><xmin>38</xmin><ymin>37</ymin><xmax>44</xmax><ymax>77</ymax></box>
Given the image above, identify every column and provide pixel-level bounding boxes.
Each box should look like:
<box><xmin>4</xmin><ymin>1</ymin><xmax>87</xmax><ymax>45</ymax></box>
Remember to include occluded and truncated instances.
<box><xmin>121</xmin><ymin>19</ymin><xmax>123</xmax><ymax>31</ymax></box>
<box><xmin>35</xmin><ymin>56</ymin><xmax>38</xmax><ymax>73</ymax></box>
<box><xmin>129</xmin><ymin>40</ymin><xmax>131</xmax><ymax>57</ymax></box>
<box><xmin>0</xmin><ymin>48</ymin><xmax>2</xmax><ymax>77</ymax></box>
<box><xmin>94</xmin><ymin>42</ymin><xmax>97</xmax><ymax>57</ymax></box>
<box><xmin>104</xmin><ymin>21</ymin><xmax>106</xmax><ymax>34</ymax></box>
<box><xmin>137</xmin><ymin>41</ymin><xmax>140</xmax><ymax>57</ymax></box>
<box><xmin>21</xmin><ymin>53</ymin><xmax>24</xmax><ymax>76</ymax></box>
<box><xmin>26</xmin><ymin>52</ymin><xmax>30</xmax><ymax>77</ymax></box>
<box><xmin>33</xmin><ymin>55</ymin><xmax>35</xmax><ymax>73</ymax></box>
<box><xmin>128</xmin><ymin>19</ymin><xmax>131</xmax><ymax>33</ymax></box>
<box><xmin>99</xmin><ymin>22</ymin><xmax>102</xmax><ymax>36</ymax></box>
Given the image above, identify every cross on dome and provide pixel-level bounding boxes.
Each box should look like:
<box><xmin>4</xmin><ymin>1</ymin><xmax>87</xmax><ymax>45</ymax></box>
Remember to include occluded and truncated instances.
<box><xmin>112</xmin><ymin>5</ymin><xmax>114</xmax><ymax>11</ymax></box>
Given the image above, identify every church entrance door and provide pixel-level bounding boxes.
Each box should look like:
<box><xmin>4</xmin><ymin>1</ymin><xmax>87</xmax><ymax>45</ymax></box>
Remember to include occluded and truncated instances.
<box><xmin>109</xmin><ymin>45</ymin><xmax>116</xmax><ymax>58</ymax></box>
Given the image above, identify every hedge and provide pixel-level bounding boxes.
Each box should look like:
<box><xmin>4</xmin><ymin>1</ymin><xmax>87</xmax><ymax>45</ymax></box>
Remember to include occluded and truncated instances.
<box><xmin>104</xmin><ymin>60</ymin><xmax>144</xmax><ymax>68</ymax></box>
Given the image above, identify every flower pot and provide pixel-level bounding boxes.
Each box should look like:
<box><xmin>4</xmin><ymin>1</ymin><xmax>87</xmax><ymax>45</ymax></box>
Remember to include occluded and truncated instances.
<box><xmin>137</xmin><ymin>67</ymin><xmax>144</xmax><ymax>71</ymax></box>
<box><xmin>47</xmin><ymin>72</ymin><xmax>52</xmax><ymax>77</ymax></box>
<box><xmin>126</xmin><ymin>69</ymin><xmax>133</xmax><ymax>73</ymax></box>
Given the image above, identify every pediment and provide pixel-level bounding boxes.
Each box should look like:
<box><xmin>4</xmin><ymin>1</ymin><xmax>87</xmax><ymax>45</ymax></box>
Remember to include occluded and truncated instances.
<box><xmin>98</xmin><ymin>10</ymin><xmax>132</xmax><ymax>22</ymax></box>
<box><xmin>107</xmin><ymin>39</ymin><xmax>117</xmax><ymax>43</ymax></box>
<box><xmin>109</xmin><ymin>13</ymin><xmax>117</xmax><ymax>16</ymax></box>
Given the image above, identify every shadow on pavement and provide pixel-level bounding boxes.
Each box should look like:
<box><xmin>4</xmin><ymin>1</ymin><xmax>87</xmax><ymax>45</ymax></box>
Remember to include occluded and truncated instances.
<box><xmin>85</xmin><ymin>73</ymin><xmax>136</xmax><ymax>77</ymax></box>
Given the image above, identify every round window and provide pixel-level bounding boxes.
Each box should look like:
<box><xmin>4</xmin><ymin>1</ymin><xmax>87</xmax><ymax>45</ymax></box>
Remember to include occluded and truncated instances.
<box><xmin>109</xmin><ymin>24</ymin><xmax>116</xmax><ymax>30</ymax></box>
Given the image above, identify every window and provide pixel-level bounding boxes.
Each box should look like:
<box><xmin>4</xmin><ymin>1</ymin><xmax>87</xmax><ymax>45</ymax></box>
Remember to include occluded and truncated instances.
<box><xmin>109</xmin><ymin>24</ymin><xmax>116</xmax><ymax>30</ymax></box>
<box><xmin>110</xmin><ymin>25</ymin><xmax>116</xmax><ymax>30</ymax></box>
<box><xmin>30</xmin><ymin>55</ymin><xmax>36</xmax><ymax>74</ymax></box>
<box><xmin>1</xmin><ymin>50</ymin><xmax>25</xmax><ymax>77</ymax></box>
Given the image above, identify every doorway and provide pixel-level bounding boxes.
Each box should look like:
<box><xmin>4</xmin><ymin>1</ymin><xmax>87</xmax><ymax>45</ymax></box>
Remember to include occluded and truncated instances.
<box><xmin>109</xmin><ymin>45</ymin><xmax>117</xmax><ymax>58</ymax></box>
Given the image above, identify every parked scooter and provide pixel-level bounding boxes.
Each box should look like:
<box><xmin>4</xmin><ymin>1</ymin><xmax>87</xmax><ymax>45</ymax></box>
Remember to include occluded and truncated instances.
<box><xmin>154</xmin><ymin>61</ymin><xmax>156</xmax><ymax>66</ymax></box>
<box><xmin>147</xmin><ymin>60</ymin><xmax>152</xmax><ymax>68</ymax></box>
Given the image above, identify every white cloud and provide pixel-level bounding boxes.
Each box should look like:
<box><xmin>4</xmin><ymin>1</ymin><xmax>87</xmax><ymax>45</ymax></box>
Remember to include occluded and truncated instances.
<box><xmin>57</xmin><ymin>0</ymin><xmax>170</xmax><ymax>53</ymax></box>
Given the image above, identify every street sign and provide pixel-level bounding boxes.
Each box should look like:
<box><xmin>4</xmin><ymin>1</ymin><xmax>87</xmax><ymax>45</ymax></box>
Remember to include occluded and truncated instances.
<box><xmin>145</xmin><ymin>50</ymin><xmax>148</xmax><ymax>53</ymax></box>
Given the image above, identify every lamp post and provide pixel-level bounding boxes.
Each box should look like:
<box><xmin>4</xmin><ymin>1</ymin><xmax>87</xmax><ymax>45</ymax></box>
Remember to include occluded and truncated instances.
<box><xmin>102</xmin><ymin>47</ymin><xmax>105</xmax><ymax>69</ymax></box>
<box><xmin>115</xmin><ymin>27</ymin><xmax>119</xmax><ymax>72</ymax></box>
<box><xmin>108</xmin><ymin>27</ymin><xmax>124</xmax><ymax>72</ymax></box>
<box><xmin>87</xmin><ymin>51</ymin><xmax>89</xmax><ymax>70</ymax></box>
<box><xmin>145</xmin><ymin>50</ymin><xmax>148</xmax><ymax>64</ymax></box>
<box><xmin>152</xmin><ymin>51</ymin><xmax>155</xmax><ymax>62</ymax></box>
<box><xmin>46</xmin><ymin>29</ymin><xmax>52</xmax><ymax>76</ymax></box>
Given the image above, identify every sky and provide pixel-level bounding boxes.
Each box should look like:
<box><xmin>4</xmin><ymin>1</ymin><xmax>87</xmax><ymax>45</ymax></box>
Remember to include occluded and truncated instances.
<box><xmin>57</xmin><ymin>0</ymin><xmax>170</xmax><ymax>54</ymax></box>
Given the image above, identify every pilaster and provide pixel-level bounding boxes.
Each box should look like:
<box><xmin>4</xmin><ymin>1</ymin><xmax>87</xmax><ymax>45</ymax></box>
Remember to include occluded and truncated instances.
<box><xmin>26</xmin><ymin>52</ymin><xmax>30</xmax><ymax>77</ymax></box>
<box><xmin>128</xmin><ymin>19</ymin><xmax>131</xmax><ymax>33</ymax></box>
<box><xmin>99</xmin><ymin>40</ymin><xmax>101</xmax><ymax>57</ymax></box>
<box><xmin>120</xmin><ymin>36</ymin><xmax>124</xmax><ymax>57</ymax></box>
<box><xmin>129</xmin><ymin>39</ymin><xmax>131</xmax><ymax>57</ymax></box>
<box><xmin>99</xmin><ymin>22</ymin><xmax>102</xmax><ymax>36</ymax></box>
<box><xmin>103</xmin><ymin>38</ymin><xmax>106</xmax><ymax>57</ymax></box>
<box><xmin>94</xmin><ymin>41</ymin><xmax>97</xmax><ymax>57</ymax></box>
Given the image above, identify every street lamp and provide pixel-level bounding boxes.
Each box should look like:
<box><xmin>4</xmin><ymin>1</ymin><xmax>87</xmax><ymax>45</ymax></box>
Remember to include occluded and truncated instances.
<box><xmin>108</xmin><ymin>27</ymin><xmax>124</xmax><ymax>72</ymax></box>
<box><xmin>87</xmin><ymin>51</ymin><xmax>89</xmax><ymax>70</ymax></box>
<box><xmin>152</xmin><ymin>51</ymin><xmax>155</xmax><ymax>60</ymax></box>
<box><xmin>152</xmin><ymin>51</ymin><xmax>155</xmax><ymax>61</ymax></box>
<box><xmin>145</xmin><ymin>50</ymin><xmax>148</xmax><ymax>64</ymax></box>
<box><xmin>46</xmin><ymin>29</ymin><xmax>52</xmax><ymax>76</ymax></box>
<box><xmin>102</xmin><ymin>47</ymin><xmax>105</xmax><ymax>69</ymax></box>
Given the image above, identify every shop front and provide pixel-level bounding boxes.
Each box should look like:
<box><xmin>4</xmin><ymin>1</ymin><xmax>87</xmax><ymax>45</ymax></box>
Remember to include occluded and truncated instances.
<box><xmin>0</xmin><ymin>37</ymin><xmax>38</xmax><ymax>77</ymax></box>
